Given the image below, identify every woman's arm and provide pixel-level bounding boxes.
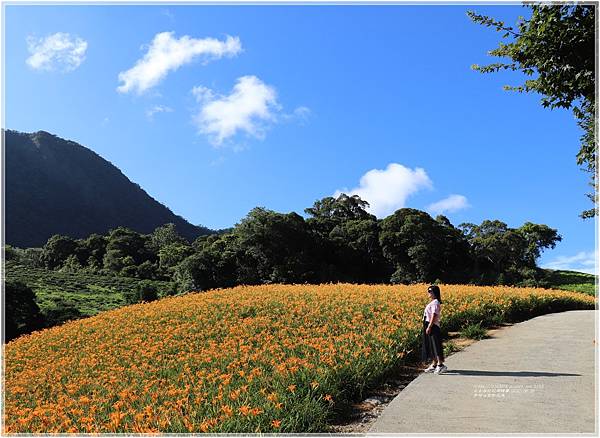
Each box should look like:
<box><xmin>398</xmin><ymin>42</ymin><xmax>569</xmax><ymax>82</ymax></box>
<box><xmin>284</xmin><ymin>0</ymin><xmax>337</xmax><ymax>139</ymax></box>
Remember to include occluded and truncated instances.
<box><xmin>427</xmin><ymin>309</ymin><xmax>440</xmax><ymax>333</ymax></box>
<box><xmin>426</xmin><ymin>318</ymin><xmax>434</xmax><ymax>334</ymax></box>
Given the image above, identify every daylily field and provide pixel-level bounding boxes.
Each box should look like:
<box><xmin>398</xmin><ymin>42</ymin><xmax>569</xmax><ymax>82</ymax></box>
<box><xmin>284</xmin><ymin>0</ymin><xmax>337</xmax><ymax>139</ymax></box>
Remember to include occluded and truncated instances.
<box><xmin>3</xmin><ymin>283</ymin><xmax>595</xmax><ymax>433</ymax></box>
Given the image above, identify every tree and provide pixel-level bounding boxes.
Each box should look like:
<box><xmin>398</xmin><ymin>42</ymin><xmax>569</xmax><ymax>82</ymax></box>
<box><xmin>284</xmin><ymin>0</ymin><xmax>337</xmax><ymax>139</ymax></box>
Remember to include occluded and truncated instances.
<box><xmin>460</xmin><ymin>220</ymin><xmax>527</xmax><ymax>283</ymax></box>
<box><xmin>305</xmin><ymin>193</ymin><xmax>387</xmax><ymax>282</ymax></box>
<box><xmin>136</xmin><ymin>260</ymin><xmax>158</xmax><ymax>280</ymax></box>
<box><xmin>516</xmin><ymin>222</ymin><xmax>562</xmax><ymax>267</ymax></box>
<box><xmin>21</xmin><ymin>248</ymin><xmax>44</xmax><ymax>268</ymax></box>
<box><xmin>103</xmin><ymin>227</ymin><xmax>152</xmax><ymax>275</ymax></box>
<box><xmin>77</xmin><ymin>234</ymin><xmax>107</xmax><ymax>268</ymax></box>
<box><xmin>469</xmin><ymin>5</ymin><xmax>596</xmax><ymax>218</ymax></box>
<box><xmin>59</xmin><ymin>254</ymin><xmax>83</xmax><ymax>272</ymax></box>
<box><xmin>379</xmin><ymin>209</ymin><xmax>472</xmax><ymax>284</ymax></box>
<box><xmin>159</xmin><ymin>243</ymin><xmax>194</xmax><ymax>276</ymax></box>
<box><xmin>305</xmin><ymin>193</ymin><xmax>373</xmax><ymax>235</ymax></box>
<box><xmin>328</xmin><ymin>217</ymin><xmax>389</xmax><ymax>283</ymax></box>
<box><xmin>433</xmin><ymin>215</ymin><xmax>476</xmax><ymax>283</ymax></box>
<box><xmin>174</xmin><ymin>234</ymin><xmax>240</xmax><ymax>291</ymax></box>
<box><xmin>5</xmin><ymin>281</ymin><xmax>45</xmax><ymax>342</ymax></box>
<box><xmin>234</xmin><ymin>207</ymin><xmax>319</xmax><ymax>284</ymax></box>
<box><xmin>41</xmin><ymin>235</ymin><xmax>78</xmax><ymax>269</ymax></box>
<box><xmin>174</xmin><ymin>251</ymin><xmax>221</xmax><ymax>292</ymax></box>
<box><xmin>459</xmin><ymin>219</ymin><xmax>561</xmax><ymax>284</ymax></box>
<box><xmin>149</xmin><ymin>223</ymin><xmax>187</xmax><ymax>252</ymax></box>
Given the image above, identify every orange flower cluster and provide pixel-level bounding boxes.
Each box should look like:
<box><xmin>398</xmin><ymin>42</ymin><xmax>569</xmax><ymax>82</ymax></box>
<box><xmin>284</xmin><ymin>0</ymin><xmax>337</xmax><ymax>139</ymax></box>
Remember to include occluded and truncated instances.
<box><xmin>4</xmin><ymin>283</ymin><xmax>594</xmax><ymax>433</ymax></box>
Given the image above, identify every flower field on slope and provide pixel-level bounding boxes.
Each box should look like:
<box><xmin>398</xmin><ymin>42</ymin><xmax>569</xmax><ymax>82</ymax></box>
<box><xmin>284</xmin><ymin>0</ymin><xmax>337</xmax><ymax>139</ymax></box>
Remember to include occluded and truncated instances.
<box><xmin>3</xmin><ymin>283</ymin><xmax>595</xmax><ymax>433</ymax></box>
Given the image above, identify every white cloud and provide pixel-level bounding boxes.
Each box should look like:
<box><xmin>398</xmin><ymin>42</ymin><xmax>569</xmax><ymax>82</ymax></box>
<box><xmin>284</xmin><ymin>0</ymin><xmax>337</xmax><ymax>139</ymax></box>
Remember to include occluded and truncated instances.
<box><xmin>281</xmin><ymin>106</ymin><xmax>311</xmax><ymax>124</ymax></box>
<box><xmin>191</xmin><ymin>85</ymin><xmax>215</xmax><ymax>103</ymax></box>
<box><xmin>427</xmin><ymin>194</ymin><xmax>470</xmax><ymax>215</ymax></box>
<box><xmin>192</xmin><ymin>75</ymin><xmax>280</xmax><ymax>146</ymax></box>
<box><xmin>26</xmin><ymin>32</ymin><xmax>87</xmax><ymax>72</ymax></box>
<box><xmin>542</xmin><ymin>251</ymin><xmax>597</xmax><ymax>275</ymax></box>
<box><xmin>333</xmin><ymin>163</ymin><xmax>433</xmax><ymax>218</ymax></box>
<box><xmin>146</xmin><ymin>105</ymin><xmax>174</xmax><ymax>119</ymax></box>
<box><xmin>293</xmin><ymin>106</ymin><xmax>311</xmax><ymax>119</ymax></box>
<box><xmin>117</xmin><ymin>32</ymin><xmax>241</xmax><ymax>94</ymax></box>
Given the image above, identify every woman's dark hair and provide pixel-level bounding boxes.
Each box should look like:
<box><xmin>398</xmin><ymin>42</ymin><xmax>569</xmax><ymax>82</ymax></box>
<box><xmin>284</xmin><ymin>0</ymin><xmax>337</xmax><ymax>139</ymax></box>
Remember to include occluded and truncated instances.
<box><xmin>427</xmin><ymin>285</ymin><xmax>442</xmax><ymax>304</ymax></box>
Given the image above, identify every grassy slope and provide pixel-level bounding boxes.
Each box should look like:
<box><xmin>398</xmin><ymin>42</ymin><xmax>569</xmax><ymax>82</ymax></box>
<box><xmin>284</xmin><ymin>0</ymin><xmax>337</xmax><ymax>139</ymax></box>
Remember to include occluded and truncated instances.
<box><xmin>6</xmin><ymin>262</ymin><xmax>595</xmax><ymax>319</ymax></box>
<box><xmin>541</xmin><ymin>269</ymin><xmax>597</xmax><ymax>296</ymax></box>
<box><xmin>5</xmin><ymin>261</ymin><xmax>174</xmax><ymax>317</ymax></box>
<box><xmin>7</xmin><ymin>261</ymin><xmax>595</xmax><ymax>318</ymax></box>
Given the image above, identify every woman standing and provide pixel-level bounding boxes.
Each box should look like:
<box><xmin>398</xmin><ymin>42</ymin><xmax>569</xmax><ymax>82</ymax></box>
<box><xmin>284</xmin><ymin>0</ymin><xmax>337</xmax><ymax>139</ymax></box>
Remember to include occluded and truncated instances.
<box><xmin>422</xmin><ymin>285</ymin><xmax>447</xmax><ymax>374</ymax></box>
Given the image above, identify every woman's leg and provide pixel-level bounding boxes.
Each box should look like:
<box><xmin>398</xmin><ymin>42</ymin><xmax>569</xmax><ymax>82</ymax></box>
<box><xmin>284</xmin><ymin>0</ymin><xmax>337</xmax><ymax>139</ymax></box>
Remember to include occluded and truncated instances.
<box><xmin>430</xmin><ymin>336</ymin><xmax>439</xmax><ymax>366</ymax></box>
<box><xmin>427</xmin><ymin>328</ymin><xmax>439</xmax><ymax>366</ymax></box>
<box><xmin>431</xmin><ymin>325</ymin><xmax>445</xmax><ymax>365</ymax></box>
<box><xmin>422</xmin><ymin>319</ymin><xmax>437</xmax><ymax>365</ymax></box>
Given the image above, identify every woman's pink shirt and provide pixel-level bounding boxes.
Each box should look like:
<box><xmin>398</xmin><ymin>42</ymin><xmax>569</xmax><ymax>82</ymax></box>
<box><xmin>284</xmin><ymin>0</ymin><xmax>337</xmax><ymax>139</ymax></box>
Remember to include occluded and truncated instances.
<box><xmin>423</xmin><ymin>299</ymin><xmax>441</xmax><ymax>326</ymax></box>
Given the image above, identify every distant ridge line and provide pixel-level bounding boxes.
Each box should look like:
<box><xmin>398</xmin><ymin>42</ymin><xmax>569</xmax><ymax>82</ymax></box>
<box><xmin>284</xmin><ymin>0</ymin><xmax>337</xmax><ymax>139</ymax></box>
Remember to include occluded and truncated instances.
<box><xmin>4</xmin><ymin>128</ymin><xmax>217</xmax><ymax>247</ymax></box>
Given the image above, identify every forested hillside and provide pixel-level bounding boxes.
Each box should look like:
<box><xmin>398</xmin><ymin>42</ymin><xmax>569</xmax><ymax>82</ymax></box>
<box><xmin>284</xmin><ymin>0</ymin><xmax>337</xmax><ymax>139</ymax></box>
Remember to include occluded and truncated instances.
<box><xmin>5</xmin><ymin>130</ymin><xmax>212</xmax><ymax>247</ymax></box>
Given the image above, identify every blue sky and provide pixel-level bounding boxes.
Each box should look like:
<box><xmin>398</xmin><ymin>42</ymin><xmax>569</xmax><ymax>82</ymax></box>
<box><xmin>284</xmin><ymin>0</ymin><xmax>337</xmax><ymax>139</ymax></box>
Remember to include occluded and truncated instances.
<box><xmin>4</xmin><ymin>4</ymin><xmax>596</xmax><ymax>274</ymax></box>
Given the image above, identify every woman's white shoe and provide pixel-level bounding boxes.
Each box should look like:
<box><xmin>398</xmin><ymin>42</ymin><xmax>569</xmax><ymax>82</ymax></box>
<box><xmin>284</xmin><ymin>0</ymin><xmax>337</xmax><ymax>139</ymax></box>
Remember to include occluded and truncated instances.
<box><xmin>434</xmin><ymin>364</ymin><xmax>448</xmax><ymax>374</ymax></box>
<box><xmin>423</xmin><ymin>364</ymin><xmax>437</xmax><ymax>373</ymax></box>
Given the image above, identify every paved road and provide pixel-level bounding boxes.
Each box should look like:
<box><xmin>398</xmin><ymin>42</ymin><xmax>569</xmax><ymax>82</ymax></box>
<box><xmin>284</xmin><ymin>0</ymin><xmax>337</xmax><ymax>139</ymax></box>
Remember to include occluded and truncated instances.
<box><xmin>369</xmin><ymin>310</ymin><xmax>597</xmax><ymax>434</ymax></box>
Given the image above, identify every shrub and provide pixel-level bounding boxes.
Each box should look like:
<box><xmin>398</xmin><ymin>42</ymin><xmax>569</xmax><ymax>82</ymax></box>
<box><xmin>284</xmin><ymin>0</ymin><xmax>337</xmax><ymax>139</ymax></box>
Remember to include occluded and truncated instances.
<box><xmin>123</xmin><ymin>288</ymin><xmax>139</xmax><ymax>305</ymax></box>
<box><xmin>42</xmin><ymin>299</ymin><xmax>83</xmax><ymax>327</ymax></box>
<box><xmin>4</xmin><ymin>281</ymin><xmax>45</xmax><ymax>342</ymax></box>
<box><xmin>5</xmin><ymin>245</ymin><xmax>18</xmax><ymax>261</ymax></box>
<box><xmin>460</xmin><ymin>322</ymin><xmax>488</xmax><ymax>340</ymax></box>
<box><xmin>443</xmin><ymin>340</ymin><xmax>462</xmax><ymax>357</ymax></box>
<box><xmin>160</xmin><ymin>282</ymin><xmax>180</xmax><ymax>297</ymax></box>
<box><xmin>137</xmin><ymin>280</ymin><xmax>158</xmax><ymax>303</ymax></box>
<box><xmin>59</xmin><ymin>255</ymin><xmax>83</xmax><ymax>273</ymax></box>
<box><xmin>136</xmin><ymin>261</ymin><xmax>157</xmax><ymax>280</ymax></box>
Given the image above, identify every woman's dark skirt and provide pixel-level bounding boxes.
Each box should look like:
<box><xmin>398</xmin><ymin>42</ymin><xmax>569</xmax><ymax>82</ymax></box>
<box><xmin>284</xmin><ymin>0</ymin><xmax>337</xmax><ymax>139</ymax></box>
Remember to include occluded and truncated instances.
<box><xmin>421</xmin><ymin>317</ymin><xmax>444</xmax><ymax>362</ymax></box>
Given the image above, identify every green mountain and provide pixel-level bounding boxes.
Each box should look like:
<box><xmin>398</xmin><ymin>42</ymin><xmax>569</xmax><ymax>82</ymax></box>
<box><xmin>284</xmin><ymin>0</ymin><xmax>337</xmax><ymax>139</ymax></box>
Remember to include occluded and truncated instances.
<box><xmin>5</xmin><ymin>129</ymin><xmax>212</xmax><ymax>247</ymax></box>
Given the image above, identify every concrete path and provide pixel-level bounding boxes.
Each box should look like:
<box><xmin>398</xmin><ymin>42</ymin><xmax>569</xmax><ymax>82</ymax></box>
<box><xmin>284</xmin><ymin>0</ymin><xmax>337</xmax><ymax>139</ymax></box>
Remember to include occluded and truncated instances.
<box><xmin>369</xmin><ymin>310</ymin><xmax>597</xmax><ymax>434</ymax></box>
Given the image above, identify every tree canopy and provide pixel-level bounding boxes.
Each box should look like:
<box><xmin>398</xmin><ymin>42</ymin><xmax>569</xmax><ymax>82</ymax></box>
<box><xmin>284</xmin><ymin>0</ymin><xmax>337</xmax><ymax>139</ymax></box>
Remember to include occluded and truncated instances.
<box><xmin>460</xmin><ymin>219</ymin><xmax>561</xmax><ymax>284</ymax></box>
<box><xmin>5</xmin><ymin>281</ymin><xmax>45</xmax><ymax>342</ymax></box>
<box><xmin>468</xmin><ymin>4</ymin><xmax>596</xmax><ymax>218</ymax></box>
<box><xmin>13</xmin><ymin>195</ymin><xmax>565</xmax><ymax>295</ymax></box>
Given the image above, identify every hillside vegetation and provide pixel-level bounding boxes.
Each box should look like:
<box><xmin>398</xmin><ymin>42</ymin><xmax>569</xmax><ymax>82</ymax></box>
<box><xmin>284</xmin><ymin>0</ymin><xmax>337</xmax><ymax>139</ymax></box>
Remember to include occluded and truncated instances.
<box><xmin>4</xmin><ymin>283</ymin><xmax>594</xmax><ymax>433</ymax></box>
<box><xmin>540</xmin><ymin>269</ymin><xmax>596</xmax><ymax>295</ymax></box>
<box><xmin>5</xmin><ymin>261</ymin><xmax>175</xmax><ymax>318</ymax></box>
<box><xmin>6</xmin><ymin>191</ymin><xmax>586</xmax><ymax>342</ymax></box>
